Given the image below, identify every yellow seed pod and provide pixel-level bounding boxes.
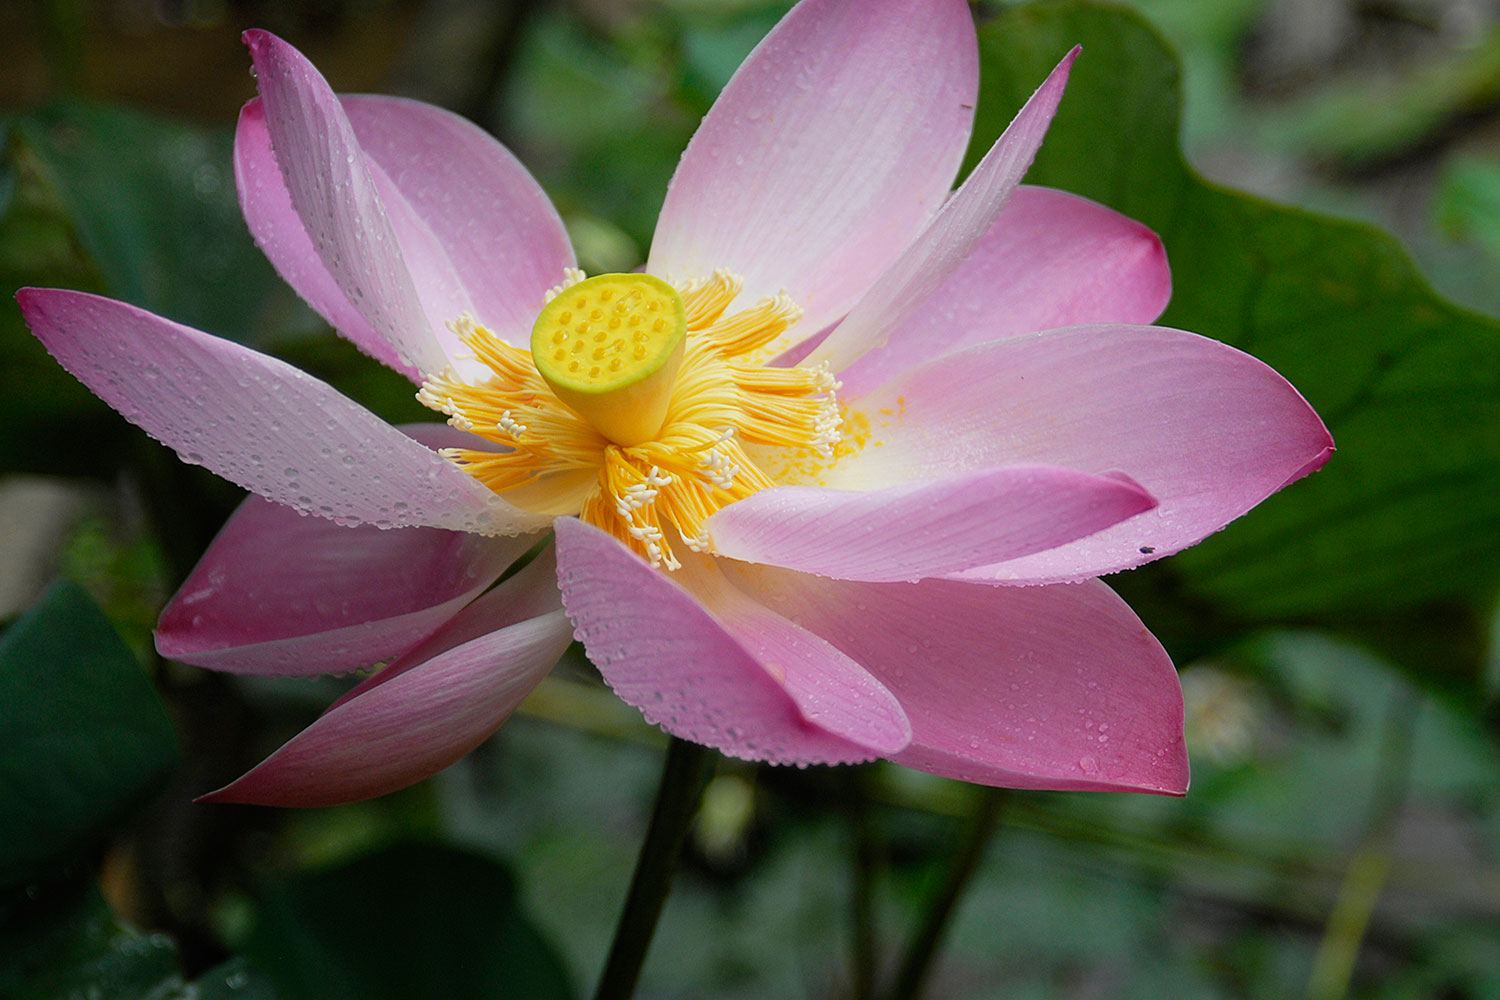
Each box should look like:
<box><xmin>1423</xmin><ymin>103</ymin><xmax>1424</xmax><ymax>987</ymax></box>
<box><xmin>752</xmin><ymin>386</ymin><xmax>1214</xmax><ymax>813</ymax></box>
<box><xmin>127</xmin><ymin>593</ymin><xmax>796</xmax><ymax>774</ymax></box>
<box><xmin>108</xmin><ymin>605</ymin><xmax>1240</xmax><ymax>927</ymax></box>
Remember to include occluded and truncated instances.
<box><xmin>530</xmin><ymin>273</ymin><xmax>687</xmax><ymax>446</ymax></box>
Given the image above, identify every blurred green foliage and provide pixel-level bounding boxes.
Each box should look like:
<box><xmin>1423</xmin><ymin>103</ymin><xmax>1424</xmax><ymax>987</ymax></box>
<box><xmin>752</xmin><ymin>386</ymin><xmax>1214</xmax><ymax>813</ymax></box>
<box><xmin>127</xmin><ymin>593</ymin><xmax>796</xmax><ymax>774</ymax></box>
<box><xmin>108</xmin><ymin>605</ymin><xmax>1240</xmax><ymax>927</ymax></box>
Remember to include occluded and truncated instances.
<box><xmin>243</xmin><ymin>842</ymin><xmax>573</xmax><ymax>1000</ymax></box>
<box><xmin>1270</xmin><ymin>22</ymin><xmax>1500</xmax><ymax>168</ymax></box>
<box><xmin>0</xmin><ymin>581</ymin><xmax>176</xmax><ymax>891</ymax></box>
<box><xmin>1437</xmin><ymin>155</ymin><xmax>1500</xmax><ymax>268</ymax></box>
<box><xmin>1</xmin><ymin>880</ymin><xmax>277</xmax><ymax>1000</ymax></box>
<box><xmin>12</xmin><ymin>101</ymin><xmax>284</xmax><ymax>344</ymax></box>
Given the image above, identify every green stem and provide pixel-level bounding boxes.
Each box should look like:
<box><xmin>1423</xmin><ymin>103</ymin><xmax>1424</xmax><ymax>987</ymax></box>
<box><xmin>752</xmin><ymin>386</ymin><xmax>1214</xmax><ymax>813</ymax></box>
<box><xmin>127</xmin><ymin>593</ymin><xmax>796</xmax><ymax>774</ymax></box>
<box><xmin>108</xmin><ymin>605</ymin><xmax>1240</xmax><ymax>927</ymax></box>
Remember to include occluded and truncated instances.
<box><xmin>885</xmin><ymin>786</ymin><xmax>1007</xmax><ymax>1000</ymax></box>
<box><xmin>592</xmin><ymin>737</ymin><xmax>714</xmax><ymax>1000</ymax></box>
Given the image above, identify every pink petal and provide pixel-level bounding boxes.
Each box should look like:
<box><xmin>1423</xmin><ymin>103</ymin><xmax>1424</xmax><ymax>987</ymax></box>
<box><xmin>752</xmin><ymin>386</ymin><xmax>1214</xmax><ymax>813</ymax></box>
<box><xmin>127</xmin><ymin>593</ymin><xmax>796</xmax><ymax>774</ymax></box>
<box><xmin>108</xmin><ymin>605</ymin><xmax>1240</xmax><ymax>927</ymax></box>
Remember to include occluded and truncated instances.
<box><xmin>341</xmin><ymin>96</ymin><xmax>575</xmax><ymax>346</ymax></box>
<box><xmin>554</xmin><ymin>518</ymin><xmax>910</xmax><ymax>765</ymax></box>
<box><xmin>241</xmin><ymin>30</ymin><xmax>447</xmax><ymax>376</ymax></box>
<box><xmin>824</xmin><ymin>325</ymin><xmax>1334</xmax><ymax>582</ymax></box>
<box><xmin>328</xmin><ymin>542</ymin><xmax>565</xmax><ymax>707</ymax></box>
<box><xmin>234</xmin><ymin>100</ymin><xmax>416</xmax><ymax>378</ymax></box>
<box><xmin>721</xmin><ymin>562</ymin><xmax>1188</xmax><ymax>793</ymax></box>
<box><xmin>17</xmin><ymin>288</ymin><xmax>547</xmax><ymax>535</ymax></box>
<box><xmin>199</xmin><ymin>552</ymin><xmax>572</xmax><ymax>807</ymax></box>
<box><xmin>155</xmin><ymin>491</ymin><xmax>536</xmax><ymax>675</ymax></box>
<box><xmin>237</xmin><ymin>93</ymin><xmax>577</xmax><ymax>375</ymax></box>
<box><xmin>807</xmin><ymin>49</ymin><xmax>1078</xmax><ymax>375</ymax></box>
<box><xmin>835</xmin><ymin>185</ymin><xmax>1171</xmax><ymax>396</ymax></box>
<box><xmin>647</xmin><ymin>0</ymin><xmax>978</xmax><ymax>342</ymax></box>
<box><xmin>704</xmin><ymin>465</ymin><xmax>1155</xmax><ymax>582</ymax></box>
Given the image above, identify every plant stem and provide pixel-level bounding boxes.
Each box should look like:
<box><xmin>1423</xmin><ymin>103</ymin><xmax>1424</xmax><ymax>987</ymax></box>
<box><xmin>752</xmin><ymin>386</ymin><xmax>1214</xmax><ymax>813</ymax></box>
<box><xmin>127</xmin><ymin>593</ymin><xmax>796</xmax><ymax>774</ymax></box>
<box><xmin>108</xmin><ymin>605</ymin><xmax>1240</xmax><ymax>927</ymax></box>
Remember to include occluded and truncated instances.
<box><xmin>592</xmin><ymin>737</ymin><xmax>714</xmax><ymax>1000</ymax></box>
<box><xmin>884</xmin><ymin>786</ymin><xmax>1007</xmax><ymax>1000</ymax></box>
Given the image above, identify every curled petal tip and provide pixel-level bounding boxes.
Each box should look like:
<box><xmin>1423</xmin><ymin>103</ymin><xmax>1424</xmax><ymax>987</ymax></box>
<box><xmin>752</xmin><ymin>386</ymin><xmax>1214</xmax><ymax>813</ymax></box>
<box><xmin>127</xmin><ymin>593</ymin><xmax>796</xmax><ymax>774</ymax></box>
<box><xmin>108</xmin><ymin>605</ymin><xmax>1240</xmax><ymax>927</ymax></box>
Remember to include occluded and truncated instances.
<box><xmin>241</xmin><ymin>30</ymin><xmax>284</xmax><ymax>87</ymax></box>
<box><xmin>1101</xmin><ymin>469</ymin><xmax>1158</xmax><ymax>510</ymax></box>
<box><xmin>241</xmin><ymin>27</ymin><xmax>275</xmax><ymax>52</ymax></box>
<box><xmin>1284</xmin><ymin>437</ymin><xmax>1335</xmax><ymax>491</ymax></box>
<box><xmin>236</xmin><ymin>96</ymin><xmax>264</xmax><ymax>124</ymax></box>
<box><xmin>241</xmin><ymin>29</ymin><xmax>301</xmax><ymax>81</ymax></box>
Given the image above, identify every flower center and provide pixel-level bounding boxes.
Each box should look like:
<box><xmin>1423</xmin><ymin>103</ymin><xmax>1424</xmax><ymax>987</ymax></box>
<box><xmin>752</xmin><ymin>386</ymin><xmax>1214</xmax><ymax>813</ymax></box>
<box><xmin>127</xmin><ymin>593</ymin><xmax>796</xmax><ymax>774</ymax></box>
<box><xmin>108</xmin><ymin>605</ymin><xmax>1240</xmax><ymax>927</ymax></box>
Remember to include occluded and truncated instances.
<box><xmin>530</xmin><ymin>273</ymin><xmax>686</xmax><ymax>447</ymax></box>
<box><xmin>418</xmin><ymin>270</ymin><xmax>841</xmax><ymax>569</ymax></box>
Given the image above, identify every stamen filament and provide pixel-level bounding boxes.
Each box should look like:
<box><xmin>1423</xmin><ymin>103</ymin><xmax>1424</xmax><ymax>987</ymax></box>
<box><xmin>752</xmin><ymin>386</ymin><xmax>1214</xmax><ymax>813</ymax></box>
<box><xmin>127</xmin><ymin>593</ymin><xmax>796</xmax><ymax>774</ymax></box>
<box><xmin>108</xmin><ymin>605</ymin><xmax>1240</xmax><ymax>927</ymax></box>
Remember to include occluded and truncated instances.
<box><xmin>418</xmin><ymin>269</ymin><xmax>843</xmax><ymax>568</ymax></box>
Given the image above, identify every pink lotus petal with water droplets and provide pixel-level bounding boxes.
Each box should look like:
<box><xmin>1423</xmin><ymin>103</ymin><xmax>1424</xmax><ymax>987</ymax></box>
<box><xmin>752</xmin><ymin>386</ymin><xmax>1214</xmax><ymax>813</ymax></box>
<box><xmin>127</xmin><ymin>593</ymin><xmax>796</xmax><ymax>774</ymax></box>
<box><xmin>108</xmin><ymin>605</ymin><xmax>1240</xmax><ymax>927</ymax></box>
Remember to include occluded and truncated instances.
<box><xmin>17</xmin><ymin>288</ymin><xmax>545</xmax><ymax>535</ymax></box>
<box><xmin>827</xmin><ymin>324</ymin><xmax>1333</xmax><ymax>582</ymax></box>
<box><xmin>705</xmin><ymin>464</ymin><xmax>1155</xmax><ymax>581</ymax></box>
<box><xmin>649</xmin><ymin>0</ymin><xmax>978</xmax><ymax>343</ymax></box>
<box><xmin>198</xmin><ymin>550</ymin><xmax>568</xmax><ymax>807</ymax></box>
<box><xmin>554</xmin><ymin>518</ymin><xmax>910</xmax><ymax>765</ymax></box>
<box><xmin>156</xmin><ymin>426</ymin><xmax>539</xmax><ymax>676</ymax></box>
<box><xmin>242</xmin><ymin>29</ymin><xmax>447</xmax><ymax>376</ymax></box>
<box><xmin>834</xmin><ymin>185</ymin><xmax>1172</xmax><ymax>395</ymax></box>
<box><xmin>340</xmin><ymin>96</ymin><xmax>576</xmax><ymax>348</ymax></box>
<box><xmin>236</xmin><ymin>89</ymin><xmax>578</xmax><ymax>377</ymax></box>
<box><xmin>807</xmin><ymin>48</ymin><xmax>1078</xmax><ymax>374</ymax></box>
<box><xmin>721</xmin><ymin>562</ymin><xmax>1188</xmax><ymax>793</ymax></box>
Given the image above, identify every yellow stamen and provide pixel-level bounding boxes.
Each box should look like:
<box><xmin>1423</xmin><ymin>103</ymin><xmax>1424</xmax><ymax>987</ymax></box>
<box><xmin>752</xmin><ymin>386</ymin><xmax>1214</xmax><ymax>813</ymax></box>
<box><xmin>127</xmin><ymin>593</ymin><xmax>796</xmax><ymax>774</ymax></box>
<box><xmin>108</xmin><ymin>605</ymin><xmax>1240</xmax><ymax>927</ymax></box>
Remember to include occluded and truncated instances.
<box><xmin>418</xmin><ymin>269</ymin><xmax>843</xmax><ymax>569</ymax></box>
<box><xmin>530</xmin><ymin>273</ymin><xmax>686</xmax><ymax>447</ymax></box>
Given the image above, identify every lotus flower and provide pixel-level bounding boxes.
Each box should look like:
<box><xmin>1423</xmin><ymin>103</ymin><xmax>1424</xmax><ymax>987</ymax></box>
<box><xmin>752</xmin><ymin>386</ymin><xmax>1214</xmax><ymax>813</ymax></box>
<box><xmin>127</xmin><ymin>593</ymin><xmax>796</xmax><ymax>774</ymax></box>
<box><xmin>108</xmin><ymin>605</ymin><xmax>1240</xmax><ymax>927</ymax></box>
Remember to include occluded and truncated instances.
<box><xmin>17</xmin><ymin>0</ymin><xmax>1331</xmax><ymax>807</ymax></box>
